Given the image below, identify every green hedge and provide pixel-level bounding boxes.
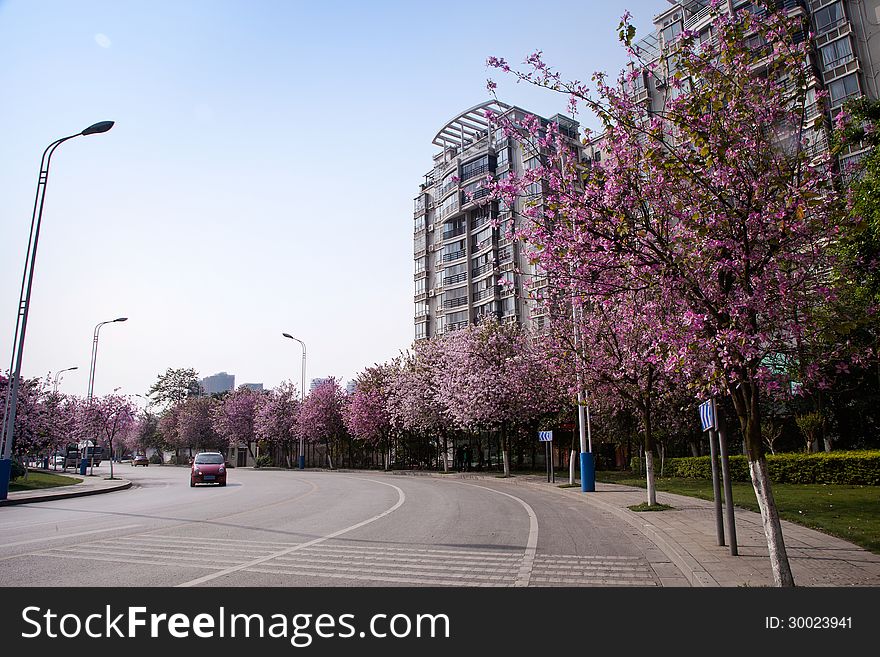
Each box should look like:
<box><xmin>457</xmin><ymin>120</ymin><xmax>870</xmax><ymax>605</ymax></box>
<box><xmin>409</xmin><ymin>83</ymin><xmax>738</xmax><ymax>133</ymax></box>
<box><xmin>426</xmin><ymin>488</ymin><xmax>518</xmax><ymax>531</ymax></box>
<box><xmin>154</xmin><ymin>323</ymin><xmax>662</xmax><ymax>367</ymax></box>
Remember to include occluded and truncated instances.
<box><xmin>630</xmin><ymin>451</ymin><xmax>880</xmax><ymax>485</ymax></box>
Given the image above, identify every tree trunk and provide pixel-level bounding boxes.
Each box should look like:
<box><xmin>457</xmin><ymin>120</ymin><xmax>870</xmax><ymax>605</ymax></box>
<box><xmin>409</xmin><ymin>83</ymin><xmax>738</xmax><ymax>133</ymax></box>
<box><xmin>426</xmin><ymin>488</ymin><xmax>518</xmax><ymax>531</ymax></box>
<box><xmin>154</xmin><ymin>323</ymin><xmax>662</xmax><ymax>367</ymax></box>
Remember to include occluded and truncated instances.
<box><xmin>501</xmin><ymin>424</ymin><xmax>510</xmax><ymax>477</ymax></box>
<box><xmin>569</xmin><ymin>449</ymin><xmax>577</xmax><ymax>485</ymax></box>
<box><xmin>749</xmin><ymin>457</ymin><xmax>795</xmax><ymax>587</ymax></box>
<box><xmin>644</xmin><ymin>448</ymin><xmax>657</xmax><ymax>506</ymax></box>
<box><xmin>732</xmin><ymin>380</ymin><xmax>795</xmax><ymax>587</ymax></box>
<box><xmin>442</xmin><ymin>432</ymin><xmax>449</xmax><ymax>473</ymax></box>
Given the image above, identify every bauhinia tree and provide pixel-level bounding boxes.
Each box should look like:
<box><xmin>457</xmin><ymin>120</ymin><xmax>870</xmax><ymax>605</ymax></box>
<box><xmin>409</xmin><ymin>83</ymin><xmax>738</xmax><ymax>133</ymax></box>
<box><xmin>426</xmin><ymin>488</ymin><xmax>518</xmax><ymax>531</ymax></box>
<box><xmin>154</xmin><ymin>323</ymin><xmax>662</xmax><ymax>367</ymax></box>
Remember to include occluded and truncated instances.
<box><xmin>212</xmin><ymin>386</ymin><xmax>262</xmax><ymax>462</ymax></box>
<box><xmin>78</xmin><ymin>394</ymin><xmax>138</xmax><ymax>479</ymax></box>
<box><xmin>147</xmin><ymin>367</ymin><xmax>201</xmax><ymax>409</ymax></box>
<box><xmin>343</xmin><ymin>364</ymin><xmax>394</xmax><ymax>470</ymax></box>
<box><xmin>254</xmin><ymin>381</ymin><xmax>300</xmax><ymax>468</ymax></box>
<box><xmin>387</xmin><ymin>340</ymin><xmax>452</xmax><ymax>472</ymax></box>
<box><xmin>297</xmin><ymin>378</ymin><xmax>346</xmax><ymax>469</ymax></box>
<box><xmin>437</xmin><ymin>318</ymin><xmax>562</xmax><ymax>477</ymax></box>
<box><xmin>488</xmin><ymin>3</ymin><xmax>850</xmax><ymax>585</ymax></box>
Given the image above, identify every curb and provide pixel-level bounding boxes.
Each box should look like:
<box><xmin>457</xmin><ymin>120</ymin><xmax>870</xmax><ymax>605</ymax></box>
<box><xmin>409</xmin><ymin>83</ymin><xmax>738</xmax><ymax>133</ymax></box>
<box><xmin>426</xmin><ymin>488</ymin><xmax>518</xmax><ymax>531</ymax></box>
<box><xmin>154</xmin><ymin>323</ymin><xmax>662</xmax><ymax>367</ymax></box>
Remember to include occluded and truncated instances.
<box><xmin>0</xmin><ymin>479</ymin><xmax>132</xmax><ymax>506</ymax></box>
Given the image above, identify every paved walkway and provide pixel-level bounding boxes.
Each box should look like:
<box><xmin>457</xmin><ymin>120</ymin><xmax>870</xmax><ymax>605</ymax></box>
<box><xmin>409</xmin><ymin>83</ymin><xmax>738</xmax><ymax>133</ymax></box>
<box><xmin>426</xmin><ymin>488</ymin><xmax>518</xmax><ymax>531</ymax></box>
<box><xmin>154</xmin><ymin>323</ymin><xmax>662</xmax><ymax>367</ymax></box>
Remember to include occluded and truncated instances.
<box><xmin>0</xmin><ymin>469</ymin><xmax>131</xmax><ymax>506</ymax></box>
<box><xmin>4</xmin><ymin>466</ymin><xmax>879</xmax><ymax>587</ymax></box>
<box><xmin>392</xmin><ymin>470</ymin><xmax>880</xmax><ymax>588</ymax></box>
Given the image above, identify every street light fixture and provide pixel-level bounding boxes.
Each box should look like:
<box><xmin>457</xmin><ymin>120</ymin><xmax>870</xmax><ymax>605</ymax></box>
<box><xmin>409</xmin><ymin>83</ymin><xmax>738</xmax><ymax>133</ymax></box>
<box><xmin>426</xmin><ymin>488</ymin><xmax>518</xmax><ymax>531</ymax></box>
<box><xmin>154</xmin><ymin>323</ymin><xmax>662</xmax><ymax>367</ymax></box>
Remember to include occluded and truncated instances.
<box><xmin>53</xmin><ymin>366</ymin><xmax>78</xmax><ymax>393</ymax></box>
<box><xmin>282</xmin><ymin>333</ymin><xmax>306</xmax><ymax>470</ymax></box>
<box><xmin>84</xmin><ymin>317</ymin><xmax>128</xmax><ymax>476</ymax></box>
<box><xmin>0</xmin><ymin>121</ymin><xmax>115</xmax><ymax>501</ymax></box>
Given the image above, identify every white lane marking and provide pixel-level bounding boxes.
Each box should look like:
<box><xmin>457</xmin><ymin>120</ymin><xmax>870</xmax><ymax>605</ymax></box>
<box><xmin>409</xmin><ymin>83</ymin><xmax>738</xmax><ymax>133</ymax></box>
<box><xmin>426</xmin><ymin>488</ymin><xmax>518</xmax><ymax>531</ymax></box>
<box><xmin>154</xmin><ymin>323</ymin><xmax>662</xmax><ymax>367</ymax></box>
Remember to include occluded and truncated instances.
<box><xmin>176</xmin><ymin>478</ymin><xmax>406</xmax><ymax>587</ymax></box>
<box><xmin>0</xmin><ymin>524</ymin><xmax>143</xmax><ymax>548</ymax></box>
<box><xmin>450</xmin><ymin>481</ymin><xmax>539</xmax><ymax>587</ymax></box>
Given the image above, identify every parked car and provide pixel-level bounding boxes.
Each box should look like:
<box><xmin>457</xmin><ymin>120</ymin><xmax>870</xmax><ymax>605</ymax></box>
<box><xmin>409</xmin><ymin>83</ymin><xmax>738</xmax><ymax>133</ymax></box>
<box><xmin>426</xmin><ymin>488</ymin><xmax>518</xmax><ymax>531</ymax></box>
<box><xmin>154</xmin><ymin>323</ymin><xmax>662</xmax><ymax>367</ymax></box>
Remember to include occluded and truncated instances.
<box><xmin>190</xmin><ymin>452</ymin><xmax>227</xmax><ymax>487</ymax></box>
<box><xmin>131</xmin><ymin>454</ymin><xmax>150</xmax><ymax>467</ymax></box>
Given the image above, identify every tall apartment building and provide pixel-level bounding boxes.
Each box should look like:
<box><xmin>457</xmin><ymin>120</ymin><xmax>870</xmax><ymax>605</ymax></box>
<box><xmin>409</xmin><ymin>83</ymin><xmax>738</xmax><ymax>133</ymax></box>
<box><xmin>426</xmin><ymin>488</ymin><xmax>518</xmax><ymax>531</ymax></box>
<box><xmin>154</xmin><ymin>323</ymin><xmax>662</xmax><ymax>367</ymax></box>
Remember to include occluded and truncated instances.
<box><xmin>629</xmin><ymin>0</ymin><xmax>880</xmax><ymax>164</ymax></box>
<box><xmin>413</xmin><ymin>101</ymin><xmax>584</xmax><ymax>340</ymax></box>
<box><xmin>199</xmin><ymin>372</ymin><xmax>235</xmax><ymax>395</ymax></box>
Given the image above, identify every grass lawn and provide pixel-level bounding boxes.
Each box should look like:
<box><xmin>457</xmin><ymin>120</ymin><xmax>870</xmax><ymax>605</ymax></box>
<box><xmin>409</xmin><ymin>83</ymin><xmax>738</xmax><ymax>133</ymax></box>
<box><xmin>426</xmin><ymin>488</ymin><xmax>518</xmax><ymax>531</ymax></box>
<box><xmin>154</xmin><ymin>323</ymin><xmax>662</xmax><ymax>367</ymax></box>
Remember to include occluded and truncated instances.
<box><xmin>9</xmin><ymin>470</ymin><xmax>82</xmax><ymax>492</ymax></box>
<box><xmin>596</xmin><ymin>470</ymin><xmax>880</xmax><ymax>554</ymax></box>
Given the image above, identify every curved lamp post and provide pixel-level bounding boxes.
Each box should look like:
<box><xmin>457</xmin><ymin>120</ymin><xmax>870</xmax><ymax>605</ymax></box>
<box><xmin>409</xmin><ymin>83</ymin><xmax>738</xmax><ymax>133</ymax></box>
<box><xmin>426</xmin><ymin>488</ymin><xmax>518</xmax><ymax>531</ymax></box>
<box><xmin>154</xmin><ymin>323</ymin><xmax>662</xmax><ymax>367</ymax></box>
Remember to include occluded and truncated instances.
<box><xmin>0</xmin><ymin>121</ymin><xmax>114</xmax><ymax>500</ymax></box>
<box><xmin>53</xmin><ymin>366</ymin><xmax>78</xmax><ymax>393</ymax></box>
<box><xmin>282</xmin><ymin>333</ymin><xmax>306</xmax><ymax>469</ymax></box>
<box><xmin>84</xmin><ymin>317</ymin><xmax>127</xmax><ymax>476</ymax></box>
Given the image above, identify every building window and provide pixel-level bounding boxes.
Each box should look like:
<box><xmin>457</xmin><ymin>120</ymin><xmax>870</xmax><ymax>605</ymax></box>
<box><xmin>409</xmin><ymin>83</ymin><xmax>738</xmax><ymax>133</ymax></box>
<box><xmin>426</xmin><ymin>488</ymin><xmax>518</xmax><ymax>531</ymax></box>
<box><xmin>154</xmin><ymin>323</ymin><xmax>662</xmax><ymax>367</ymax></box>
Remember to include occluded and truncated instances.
<box><xmin>415</xmin><ymin>278</ymin><xmax>426</xmax><ymax>295</ymax></box>
<box><xmin>820</xmin><ymin>37</ymin><xmax>853</xmax><ymax>71</ymax></box>
<box><xmin>439</xmin><ymin>193</ymin><xmax>459</xmax><ymax>218</ymax></box>
<box><xmin>472</xmin><ymin>225</ymin><xmax>494</xmax><ymax>251</ymax></box>
<box><xmin>415</xmin><ymin>322</ymin><xmax>427</xmax><ymax>340</ymax></box>
<box><xmin>814</xmin><ymin>2</ymin><xmax>844</xmax><ymax>35</ymax></box>
<box><xmin>415</xmin><ymin>301</ymin><xmax>428</xmax><ymax>317</ymax></box>
<box><xmin>414</xmin><ymin>214</ymin><xmax>425</xmax><ymax>232</ymax></box>
<box><xmin>415</xmin><ymin>257</ymin><xmax>426</xmax><ymax>275</ymax></box>
<box><xmin>496</xmin><ymin>146</ymin><xmax>509</xmax><ymax>168</ymax></box>
<box><xmin>660</xmin><ymin>20</ymin><xmax>681</xmax><ymax>46</ymax></box>
<box><xmin>414</xmin><ymin>233</ymin><xmax>426</xmax><ymax>253</ymax></box>
<box><xmin>461</xmin><ymin>155</ymin><xmax>491</xmax><ymax>182</ymax></box>
<box><xmin>828</xmin><ymin>73</ymin><xmax>860</xmax><ymax>108</ymax></box>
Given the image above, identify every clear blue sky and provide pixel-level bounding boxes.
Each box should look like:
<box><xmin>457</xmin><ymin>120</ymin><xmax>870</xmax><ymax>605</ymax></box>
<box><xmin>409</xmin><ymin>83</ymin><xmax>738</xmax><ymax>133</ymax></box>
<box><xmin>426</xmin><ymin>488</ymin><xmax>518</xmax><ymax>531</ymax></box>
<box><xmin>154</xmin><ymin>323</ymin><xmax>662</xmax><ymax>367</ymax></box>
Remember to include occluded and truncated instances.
<box><xmin>0</xmin><ymin>0</ymin><xmax>660</xmax><ymax>401</ymax></box>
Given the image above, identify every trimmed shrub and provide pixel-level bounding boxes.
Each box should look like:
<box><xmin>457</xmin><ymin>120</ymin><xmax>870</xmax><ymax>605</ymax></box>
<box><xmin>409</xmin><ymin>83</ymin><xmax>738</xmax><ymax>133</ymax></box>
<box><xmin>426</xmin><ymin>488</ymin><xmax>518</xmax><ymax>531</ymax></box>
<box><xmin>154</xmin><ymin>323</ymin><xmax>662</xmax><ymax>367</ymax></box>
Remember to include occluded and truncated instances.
<box><xmin>664</xmin><ymin>451</ymin><xmax>880</xmax><ymax>485</ymax></box>
<box><xmin>254</xmin><ymin>454</ymin><xmax>273</xmax><ymax>469</ymax></box>
<box><xmin>148</xmin><ymin>454</ymin><xmax>163</xmax><ymax>464</ymax></box>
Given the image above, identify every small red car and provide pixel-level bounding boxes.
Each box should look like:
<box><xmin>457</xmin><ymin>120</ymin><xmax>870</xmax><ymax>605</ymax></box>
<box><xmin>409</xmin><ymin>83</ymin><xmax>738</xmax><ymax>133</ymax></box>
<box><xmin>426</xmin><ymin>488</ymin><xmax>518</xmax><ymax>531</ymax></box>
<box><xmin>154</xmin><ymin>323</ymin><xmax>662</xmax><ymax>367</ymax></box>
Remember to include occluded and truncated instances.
<box><xmin>190</xmin><ymin>452</ymin><xmax>227</xmax><ymax>487</ymax></box>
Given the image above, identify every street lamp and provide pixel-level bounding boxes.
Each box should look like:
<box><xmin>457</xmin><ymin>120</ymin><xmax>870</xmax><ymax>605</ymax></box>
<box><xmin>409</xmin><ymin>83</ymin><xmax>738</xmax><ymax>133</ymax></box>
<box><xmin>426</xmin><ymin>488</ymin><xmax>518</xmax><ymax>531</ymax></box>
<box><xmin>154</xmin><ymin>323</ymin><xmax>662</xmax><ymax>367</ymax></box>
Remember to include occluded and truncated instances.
<box><xmin>282</xmin><ymin>332</ymin><xmax>306</xmax><ymax>470</ymax></box>
<box><xmin>53</xmin><ymin>366</ymin><xmax>78</xmax><ymax>393</ymax></box>
<box><xmin>84</xmin><ymin>317</ymin><xmax>128</xmax><ymax>476</ymax></box>
<box><xmin>52</xmin><ymin>365</ymin><xmax>79</xmax><ymax>392</ymax></box>
<box><xmin>0</xmin><ymin>121</ymin><xmax>115</xmax><ymax>501</ymax></box>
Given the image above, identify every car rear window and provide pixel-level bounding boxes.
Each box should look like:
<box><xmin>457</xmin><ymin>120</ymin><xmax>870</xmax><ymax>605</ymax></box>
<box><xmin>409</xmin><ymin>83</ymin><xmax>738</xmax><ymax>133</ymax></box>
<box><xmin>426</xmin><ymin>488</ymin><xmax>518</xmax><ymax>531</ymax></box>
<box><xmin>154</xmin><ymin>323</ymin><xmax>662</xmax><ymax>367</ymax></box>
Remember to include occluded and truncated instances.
<box><xmin>194</xmin><ymin>454</ymin><xmax>224</xmax><ymax>464</ymax></box>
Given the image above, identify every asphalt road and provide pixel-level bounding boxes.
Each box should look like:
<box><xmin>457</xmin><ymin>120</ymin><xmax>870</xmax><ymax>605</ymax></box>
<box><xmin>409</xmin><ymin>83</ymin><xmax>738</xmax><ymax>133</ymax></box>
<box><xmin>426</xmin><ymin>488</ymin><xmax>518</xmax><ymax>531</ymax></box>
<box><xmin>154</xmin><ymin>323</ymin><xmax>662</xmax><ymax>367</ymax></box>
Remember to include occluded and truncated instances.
<box><xmin>0</xmin><ymin>464</ymin><xmax>683</xmax><ymax>587</ymax></box>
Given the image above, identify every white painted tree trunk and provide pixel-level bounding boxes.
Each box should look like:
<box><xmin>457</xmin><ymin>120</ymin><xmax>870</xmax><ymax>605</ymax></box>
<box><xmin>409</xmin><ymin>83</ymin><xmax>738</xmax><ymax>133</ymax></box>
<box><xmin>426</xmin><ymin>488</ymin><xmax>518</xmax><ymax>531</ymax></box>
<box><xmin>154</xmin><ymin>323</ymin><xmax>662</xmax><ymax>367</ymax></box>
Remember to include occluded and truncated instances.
<box><xmin>645</xmin><ymin>450</ymin><xmax>657</xmax><ymax>506</ymax></box>
<box><xmin>749</xmin><ymin>457</ymin><xmax>795</xmax><ymax>587</ymax></box>
<box><xmin>502</xmin><ymin>449</ymin><xmax>510</xmax><ymax>477</ymax></box>
<box><xmin>569</xmin><ymin>449</ymin><xmax>577</xmax><ymax>485</ymax></box>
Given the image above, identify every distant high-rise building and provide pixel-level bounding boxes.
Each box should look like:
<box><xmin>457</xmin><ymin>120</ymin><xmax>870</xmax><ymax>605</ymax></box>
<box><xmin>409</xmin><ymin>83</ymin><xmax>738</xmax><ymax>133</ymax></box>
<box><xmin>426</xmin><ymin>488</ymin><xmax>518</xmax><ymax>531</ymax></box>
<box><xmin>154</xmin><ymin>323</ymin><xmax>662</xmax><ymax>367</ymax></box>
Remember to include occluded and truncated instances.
<box><xmin>309</xmin><ymin>377</ymin><xmax>332</xmax><ymax>392</ymax></box>
<box><xmin>242</xmin><ymin>383</ymin><xmax>263</xmax><ymax>392</ymax></box>
<box><xmin>200</xmin><ymin>372</ymin><xmax>235</xmax><ymax>395</ymax></box>
<box><xmin>345</xmin><ymin>380</ymin><xmax>357</xmax><ymax>394</ymax></box>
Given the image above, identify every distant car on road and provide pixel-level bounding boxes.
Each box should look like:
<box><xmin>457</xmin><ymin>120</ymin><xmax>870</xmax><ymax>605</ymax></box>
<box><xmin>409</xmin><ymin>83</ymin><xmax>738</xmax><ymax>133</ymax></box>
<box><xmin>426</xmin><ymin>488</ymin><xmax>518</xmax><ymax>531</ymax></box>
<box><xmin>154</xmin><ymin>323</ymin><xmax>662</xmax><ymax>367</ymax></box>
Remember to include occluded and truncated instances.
<box><xmin>131</xmin><ymin>454</ymin><xmax>150</xmax><ymax>467</ymax></box>
<box><xmin>190</xmin><ymin>452</ymin><xmax>227</xmax><ymax>487</ymax></box>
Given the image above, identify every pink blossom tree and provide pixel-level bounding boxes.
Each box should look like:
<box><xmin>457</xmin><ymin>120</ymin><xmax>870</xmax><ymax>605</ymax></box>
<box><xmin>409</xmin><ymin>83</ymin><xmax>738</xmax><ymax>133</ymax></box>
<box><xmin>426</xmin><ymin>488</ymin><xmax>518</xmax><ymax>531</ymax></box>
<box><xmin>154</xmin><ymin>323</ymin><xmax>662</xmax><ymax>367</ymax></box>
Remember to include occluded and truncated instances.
<box><xmin>387</xmin><ymin>341</ymin><xmax>452</xmax><ymax>472</ymax></box>
<box><xmin>212</xmin><ymin>386</ymin><xmax>262</xmax><ymax>462</ymax></box>
<box><xmin>254</xmin><ymin>381</ymin><xmax>300</xmax><ymax>468</ymax></box>
<box><xmin>343</xmin><ymin>364</ymin><xmax>394</xmax><ymax>469</ymax></box>
<box><xmin>486</xmin><ymin>5</ymin><xmax>848</xmax><ymax>585</ymax></box>
<box><xmin>437</xmin><ymin>319</ymin><xmax>564</xmax><ymax>477</ymax></box>
<box><xmin>77</xmin><ymin>394</ymin><xmax>138</xmax><ymax>479</ymax></box>
<box><xmin>297</xmin><ymin>378</ymin><xmax>346</xmax><ymax>469</ymax></box>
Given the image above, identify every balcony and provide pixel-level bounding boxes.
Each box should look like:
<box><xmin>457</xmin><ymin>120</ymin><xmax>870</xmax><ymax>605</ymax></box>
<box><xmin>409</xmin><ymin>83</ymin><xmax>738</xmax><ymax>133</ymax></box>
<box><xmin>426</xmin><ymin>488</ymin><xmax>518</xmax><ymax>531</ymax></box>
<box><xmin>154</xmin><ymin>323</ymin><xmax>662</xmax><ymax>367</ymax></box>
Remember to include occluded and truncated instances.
<box><xmin>472</xmin><ymin>288</ymin><xmax>496</xmax><ymax>302</ymax></box>
<box><xmin>814</xmin><ymin>19</ymin><xmax>851</xmax><ymax>48</ymax></box>
<box><xmin>472</xmin><ymin>263</ymin><xmax>493</xmax><ymax>278</ymax></box>
<box><xmin>821</xmin><ymin>54</ymin><xmax>858</xmax><ymax>85</ymax></box>
<box><xmin>443</xmin><ymin>297</ymin><xmax>468</xmax><ymax>309</ymax></box>
<box><xmin>461</xmin><ymin>187</ymin><xmax>491</xmax><ymax>207</ymax></box>
<box><xmin>443</xmin><ymin>271</ymin><xmax>467</xmax><ymax>285</ymax></box>
<box><xmin>473</xmin><ymin>236</ymin><xmax>494</xmax><ymax>253</ymax></box>
<box><xmin>442</xmin><ymin>249</ymin><xmax>466</xmax><ymax>263</ymax></box>
<box><xmin>446</xmin><ymin>320</ymin><xmax>470</xmax><ymax>331</ymax></box>
<box><xmin>460</xmin><ymin>162</ymin><xmax>491</xmax><ymax>183</ymax></box>
<box><xmin>438</xmin><ymin>180</ymin><xmax>457</xmax><ymax>198</ymax></box>
<box><xmin>442</xmin><ymin>227</ymin><xmax>466</xmax><ymax>241</ymax></box>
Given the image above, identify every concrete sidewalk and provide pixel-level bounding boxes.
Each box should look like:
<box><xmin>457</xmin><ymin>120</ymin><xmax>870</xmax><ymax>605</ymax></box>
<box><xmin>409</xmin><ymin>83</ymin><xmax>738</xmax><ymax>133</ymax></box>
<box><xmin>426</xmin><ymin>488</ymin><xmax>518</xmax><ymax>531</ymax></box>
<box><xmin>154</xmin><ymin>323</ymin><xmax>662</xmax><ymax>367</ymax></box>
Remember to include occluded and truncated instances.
<box><xmin>393</xmin><ymin>469</ymin><xmax>880</xmax><ymax>587</ymax></box>
<box><xmin>0</xmin><ymin>469</ymin><xmax>131</xmax><ymax>506</ymax></box>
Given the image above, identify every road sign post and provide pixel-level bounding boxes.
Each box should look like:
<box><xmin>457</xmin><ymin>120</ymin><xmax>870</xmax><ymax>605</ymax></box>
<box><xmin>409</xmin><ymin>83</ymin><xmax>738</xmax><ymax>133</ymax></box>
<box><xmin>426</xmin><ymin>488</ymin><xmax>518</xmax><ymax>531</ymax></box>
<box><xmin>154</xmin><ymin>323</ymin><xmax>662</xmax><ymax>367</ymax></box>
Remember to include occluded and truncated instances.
<box><xmin>539</xmin><ymin>431</ymin><xmax>553</xmax><ymax>483</ymax></box>
<box><xmin>714</xmin><ymin>399</ymin><xmax>738</xmax><ymax>556</ymax></box>
<box><xmin>700</xmin><ymin>400</ymin><xmax>725</xmax><ymax>547</ymax></box>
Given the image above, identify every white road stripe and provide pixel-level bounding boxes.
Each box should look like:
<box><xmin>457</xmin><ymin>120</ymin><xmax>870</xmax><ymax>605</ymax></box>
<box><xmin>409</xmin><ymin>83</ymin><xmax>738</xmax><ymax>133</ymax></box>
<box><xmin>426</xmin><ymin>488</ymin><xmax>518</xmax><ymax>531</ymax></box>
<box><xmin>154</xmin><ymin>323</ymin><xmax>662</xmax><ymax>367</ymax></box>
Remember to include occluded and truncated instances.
<box><xmin>176</xmin><ymin>477</ymin><xmax>406</xmax><ymax>587</ymax></box>
<box><xmin>450</xmin><ymin>481</ymin><xmax>539</xmax><ymax>587</ymax></box>
<box><xmin>0</xmin><ymin>524</ymin><xmax>142</xmax><ymax>548</ymax></box>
